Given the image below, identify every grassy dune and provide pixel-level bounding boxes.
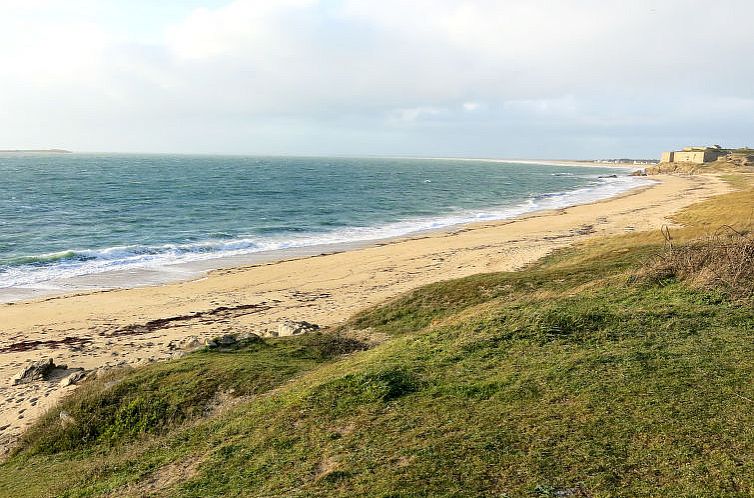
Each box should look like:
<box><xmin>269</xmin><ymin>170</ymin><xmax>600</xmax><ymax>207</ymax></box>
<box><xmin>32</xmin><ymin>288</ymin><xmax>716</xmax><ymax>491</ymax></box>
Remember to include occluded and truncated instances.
<box><xmin>1</xmin><ymin>175</ymin><xmax>753</xmax><ymax>497</ymax></box>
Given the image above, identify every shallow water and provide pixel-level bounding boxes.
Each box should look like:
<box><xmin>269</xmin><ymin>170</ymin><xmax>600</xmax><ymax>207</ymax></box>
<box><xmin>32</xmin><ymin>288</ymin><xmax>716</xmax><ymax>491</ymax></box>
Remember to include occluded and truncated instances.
<box><xmin>0</xmin><ymin>154</ymin><xmax>643</xmax><ymax>295</ymax></box>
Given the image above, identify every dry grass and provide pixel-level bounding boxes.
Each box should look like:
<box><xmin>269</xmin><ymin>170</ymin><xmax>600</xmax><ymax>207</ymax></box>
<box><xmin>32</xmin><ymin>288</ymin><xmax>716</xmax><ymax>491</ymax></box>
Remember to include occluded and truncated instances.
<box><xmin>639</xmin><ymin>226</ymin><xmax>754</xmax><ymax>298</ymax></box>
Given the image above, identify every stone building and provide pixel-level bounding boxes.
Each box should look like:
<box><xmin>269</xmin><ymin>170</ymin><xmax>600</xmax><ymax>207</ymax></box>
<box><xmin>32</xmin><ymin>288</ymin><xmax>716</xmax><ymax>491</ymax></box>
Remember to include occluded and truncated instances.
<box><xmin>660</xmin><ymin>145</ymin><xmax>725</xmax><ymax>164</ymax></box>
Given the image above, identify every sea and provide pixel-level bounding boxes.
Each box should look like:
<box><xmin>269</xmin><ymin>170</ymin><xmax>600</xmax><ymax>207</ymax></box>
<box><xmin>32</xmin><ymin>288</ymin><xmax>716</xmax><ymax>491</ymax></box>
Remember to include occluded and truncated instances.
<box><xmin>0</xmin><ymin>154</ymin><xmax>649</xmax><ymax>301</ymax></box>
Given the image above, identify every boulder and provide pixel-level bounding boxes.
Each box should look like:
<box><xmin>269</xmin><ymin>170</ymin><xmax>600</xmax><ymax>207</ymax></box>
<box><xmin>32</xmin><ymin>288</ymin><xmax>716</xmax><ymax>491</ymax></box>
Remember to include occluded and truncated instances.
<box><xmin>277</xmin><ymin>320</ymin><xmax>320</xmax><ymax>337</ymax></box>
<box><xmin>59</xmin><ymin>369</ymin><xmax>86</xmax><ymax>387</ymax></box>
<box><xmin>217</xmin><ymin>334</ymin><xmax>237</xmax><ymax>346</ymax></box>
<box><xmin>59</xmin><ymin>410</ymin><xmax>76</xmax><ymax>426</ymax></box>
<box><xmin>206</xmin><ymin>334</ymin><xmax>238</xmax><ymax>349</ymax></box>
<box><xmin>183</xmin><ymin>337</ymin><xmax>203</xmax><ymax>351</ymax></box>
<box><xmin>12</xmin><ymin>358</ymin><xmax>56</xmax><ymax>385</ymax></box>
<box><xmin>238</xmin><ymin>332</ymin><xmax>261</xmax><ymax>342</ymax></box>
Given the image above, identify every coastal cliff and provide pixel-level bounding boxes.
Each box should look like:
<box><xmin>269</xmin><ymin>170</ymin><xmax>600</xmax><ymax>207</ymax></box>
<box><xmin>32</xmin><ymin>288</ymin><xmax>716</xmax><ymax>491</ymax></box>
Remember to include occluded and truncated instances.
<box><xmin>646</xmin><ymin>155</ymin><xmax>754</xmax><ymax>175</ymax></box>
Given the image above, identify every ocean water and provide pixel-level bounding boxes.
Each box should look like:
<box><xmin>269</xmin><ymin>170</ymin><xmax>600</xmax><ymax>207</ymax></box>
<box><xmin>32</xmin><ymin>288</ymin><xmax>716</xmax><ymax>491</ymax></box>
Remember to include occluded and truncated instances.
<box><xmin>0</xmin><ymin>154</ymin><xmax>647</xmax><ymax>297</ymax></box>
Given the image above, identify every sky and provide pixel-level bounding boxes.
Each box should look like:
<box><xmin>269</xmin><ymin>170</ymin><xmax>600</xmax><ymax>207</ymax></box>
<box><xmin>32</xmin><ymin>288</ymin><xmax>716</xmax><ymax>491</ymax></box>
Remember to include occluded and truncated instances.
<box><xmin>1</xmin><ymin>0</ymin><xmax>753</xmax><ymax>159</ymax></box>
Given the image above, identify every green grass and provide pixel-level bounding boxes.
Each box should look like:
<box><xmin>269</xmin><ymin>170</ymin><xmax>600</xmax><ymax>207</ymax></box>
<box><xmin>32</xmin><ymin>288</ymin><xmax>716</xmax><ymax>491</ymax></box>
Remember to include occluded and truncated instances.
<box><xmin>16</xmin><ymin>333</ymin><xmax>366</xmax><ymax>456</ymax></box>
<box><xmin>1</xmin><ymin>176</ymin><xmax>754</xmax><ymax>497</ymax></box>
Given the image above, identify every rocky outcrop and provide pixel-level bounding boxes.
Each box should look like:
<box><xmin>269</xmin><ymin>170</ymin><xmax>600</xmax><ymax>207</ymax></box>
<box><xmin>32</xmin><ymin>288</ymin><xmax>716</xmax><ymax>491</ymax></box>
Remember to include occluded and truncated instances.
<box><xmin>167</xmin><ymin>336</ymin><xmax>203</xmax><ymax>352</ymax></box>
<box><xmin>13</xmin><ymin>359</ymin><xmax>87</xmax><ymax>386</ymax></box>
<box><xmin>275</xmin><ymin>320</ymin><xmax>320</xmax><ymax>337</ymax></box>
<box><xmin>60</xmin><ymin>370</ymin><xmax>86</xmax><ymax>387</ymax></box>
<box><xmin>206</xmin><ymin>334</ymin><xmax>238</xmax><ymax>348</ymax></box>
<box><xmin>205</xmin><ymin>333</ymin><xmax>261</xmax><ymax>350</ymax></box>
<box><xmin>647</xmin><ymin>156</ymin><xmax>754</xmax><ymax>176</ymax></box>
<box><xmin>12</xmin><ymin>358</ymin><xmax>59</xmax><ymax>385</ymax></box>
<box><xmin>645</xmin><ymin>162</ymin><xmax>701</xmax><ymax>175</ymax></box>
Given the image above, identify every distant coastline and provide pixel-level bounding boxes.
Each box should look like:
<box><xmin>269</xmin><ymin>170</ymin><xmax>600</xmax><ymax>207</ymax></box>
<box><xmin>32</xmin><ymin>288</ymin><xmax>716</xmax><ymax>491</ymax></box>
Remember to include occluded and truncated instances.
<box><xmin>389</xmin><ymin>156</ymin><xmax>651</xmax><ymax>170</ymax></box>
<box><xmin>0</xmin><ymin>149</ymin><xmax>72</xmax><ymax>153</ymax></box>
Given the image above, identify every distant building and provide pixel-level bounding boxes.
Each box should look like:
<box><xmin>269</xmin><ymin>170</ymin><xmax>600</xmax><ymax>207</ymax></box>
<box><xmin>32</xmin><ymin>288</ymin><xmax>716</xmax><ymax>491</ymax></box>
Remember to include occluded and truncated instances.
<box><xmin>660</xmin><ymin>145</ymin><xmax>725</xmax><ymax>164</ymax></box>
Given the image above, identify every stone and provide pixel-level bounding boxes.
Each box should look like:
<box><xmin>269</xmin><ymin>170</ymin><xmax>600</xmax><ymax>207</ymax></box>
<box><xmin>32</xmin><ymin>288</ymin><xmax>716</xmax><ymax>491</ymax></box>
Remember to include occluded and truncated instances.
<box><xmin>182</xmin><ymin>336</ymin><xmax>203</xmax><ymax>351</ymax></box>
<box><xmin>12</xmin><ymin>358</ymin><xmax>56</xmax><ymax>385</ymax></box>
<box><xmin>238</xmin><ymin>332</ymin><xmax>261</xmax><ymax>342</ymax></box>
<box><xmin>59</xmin><ymin>369</ymin><xmax>86</xmax><ymax>387</ymax></box>
<box><xmin>206</xmin><ymin>334</ymin><xmax>238</xmax><ymax>349</ymax></box>
<box><xmin>216</xmin><ymin>334</ymin><xmax>237</xmax><ymax>346</ymax></box>
<box><xmin>59</xmin><ymin>410</ymin><xmax>76</xmax><ymax>426</ymax></box>
<box><xmin>277</xmin><ymin>320</ymin><xmax>320</xmax><ymax>337</ymax></box>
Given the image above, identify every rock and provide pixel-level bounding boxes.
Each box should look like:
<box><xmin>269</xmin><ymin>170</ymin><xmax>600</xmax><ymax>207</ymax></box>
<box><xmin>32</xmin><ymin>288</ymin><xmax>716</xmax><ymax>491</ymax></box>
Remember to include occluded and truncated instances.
<box><xmin>59</xmin><ymin>410</ymin><xmax>76</xmax><ymax>426</ymax></box>
<box><xmin>59</xmin><ymin>369</ymin><xmax>86</xmax><ymax>387</ymax></box>
<box><xmin>182</xmin><ymin>336</ymin><xmax>203</xmax><ymax>351</ymax></box>
<box><xmin>206</xmin><ymin>334</ymin><xmax>238</xmax><ymax>349</ymax></box>
<box><xmin>238</xmin><ymin>332</ymin><xmax>261</xmax><ymax>342</ymax></box>
<box><xmin>12</xmin><ymin>358</ymin><xmax>56</xmax><ymax>385</ymax></box>
<box><xmin>216</xmin><ymin>334</ymin><xmax>237</xmax><ymax>346</ymax></box>
<box><xmin>277</xmin><ymin>320</ymin><xmax>320</xmax><ymax>337</ymax></box>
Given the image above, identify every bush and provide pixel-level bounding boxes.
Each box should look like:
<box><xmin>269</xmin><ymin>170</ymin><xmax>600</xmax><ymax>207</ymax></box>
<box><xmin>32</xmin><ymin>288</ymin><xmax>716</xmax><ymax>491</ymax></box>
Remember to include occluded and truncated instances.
<box><xmin>639</xmin><ymin>228</ymin><xmax>754</xmax><ymax>298</ymax></box>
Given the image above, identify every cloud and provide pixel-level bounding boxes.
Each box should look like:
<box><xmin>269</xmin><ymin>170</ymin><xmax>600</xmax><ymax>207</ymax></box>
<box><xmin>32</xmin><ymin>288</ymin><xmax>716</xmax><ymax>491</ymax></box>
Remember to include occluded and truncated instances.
<box><xmin>164</xmin><ymin>0</ymin><xmax>317</xmax><ymax>60</ymax></box>
<box><xmin>388</xmin><ymin>107</ymin><xmax>447</xmax><ymax>124</ymax></box>
<box><xmin>1</xmin><ymin>0</ymin><xmax>753</xmax><ymax>157</ymax></box>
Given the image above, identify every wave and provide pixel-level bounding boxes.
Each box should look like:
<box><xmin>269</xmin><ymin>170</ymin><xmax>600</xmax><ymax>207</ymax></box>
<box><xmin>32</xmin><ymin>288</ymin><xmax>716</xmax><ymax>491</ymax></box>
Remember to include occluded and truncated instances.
<box><xmin>2</xmin><ymin>250</ymin><xmax>84</xmax><ymax>266</ymax></box>
<box><xmin>0</xmin><ymin>175</ymin><xmax>652</xmax><ymax>289</ymax></box>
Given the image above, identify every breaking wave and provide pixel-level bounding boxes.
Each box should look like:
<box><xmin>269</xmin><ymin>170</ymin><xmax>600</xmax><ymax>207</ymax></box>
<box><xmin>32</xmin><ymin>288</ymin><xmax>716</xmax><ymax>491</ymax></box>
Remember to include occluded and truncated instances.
<box><xmin>0</xmin><ymin>175</ymin><xmax>651</xmax><ymax>289</ymax></box>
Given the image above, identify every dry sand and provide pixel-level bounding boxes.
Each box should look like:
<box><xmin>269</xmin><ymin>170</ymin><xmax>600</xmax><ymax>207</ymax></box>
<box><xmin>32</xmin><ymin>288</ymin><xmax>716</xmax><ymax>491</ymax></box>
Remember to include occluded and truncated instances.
<box><xmin>0</xmin><ymin>173</ymin><xmax>730</xmax><ymax>455</ymax></box>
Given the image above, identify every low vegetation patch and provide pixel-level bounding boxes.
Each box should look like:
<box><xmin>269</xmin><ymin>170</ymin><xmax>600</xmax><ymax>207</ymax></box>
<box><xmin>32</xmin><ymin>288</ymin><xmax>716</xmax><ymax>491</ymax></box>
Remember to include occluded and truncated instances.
<box><xmin>17</xmin><ymin>332</ymin><xmax>367</xmax><ymax>455</ymax></box>
<box><xmin>639</xmin><ymin>227</ymin><xmax>754</xmax><ymax>298</ymax></box>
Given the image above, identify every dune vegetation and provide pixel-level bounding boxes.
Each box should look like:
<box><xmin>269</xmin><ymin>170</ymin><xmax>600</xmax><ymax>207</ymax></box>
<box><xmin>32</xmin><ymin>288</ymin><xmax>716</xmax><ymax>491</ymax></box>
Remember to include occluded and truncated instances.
<box><xmin>1</xmin><ymin>174</ymin><xmax>753</xmax><ymax>497</ymax></box>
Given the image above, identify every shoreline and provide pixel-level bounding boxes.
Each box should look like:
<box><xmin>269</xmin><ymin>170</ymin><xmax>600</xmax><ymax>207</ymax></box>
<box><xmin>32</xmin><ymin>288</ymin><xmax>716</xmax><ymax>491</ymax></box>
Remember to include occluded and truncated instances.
<box><xmin>0</xmin><ymin>173</ymin><xmax>731</xmax><ymax>455</ymax></box>
<box><xmin>0</xmin><ymin>172</ymin><xmax>650</xmax><ymax>305</ymax></box>
<box><xmin>388</xmin><ymin>156</ymin><xmax>648</xmax><ymax>169</ymax></box>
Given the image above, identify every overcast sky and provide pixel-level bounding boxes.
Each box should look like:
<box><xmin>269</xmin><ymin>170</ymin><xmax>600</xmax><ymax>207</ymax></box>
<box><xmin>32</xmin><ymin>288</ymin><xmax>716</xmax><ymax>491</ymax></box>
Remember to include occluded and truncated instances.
<box><xmin>2</xmin><ymin>0</ymin><xmax>752</xmax><ymax>158</ymax></box>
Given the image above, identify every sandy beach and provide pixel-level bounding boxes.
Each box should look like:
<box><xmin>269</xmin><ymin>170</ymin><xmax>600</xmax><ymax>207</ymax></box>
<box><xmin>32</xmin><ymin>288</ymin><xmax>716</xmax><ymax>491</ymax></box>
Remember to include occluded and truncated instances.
<box><xmin>0</xmin><ymin>173</ymin><xmax>730</xmax><ymax>455</ymax></box>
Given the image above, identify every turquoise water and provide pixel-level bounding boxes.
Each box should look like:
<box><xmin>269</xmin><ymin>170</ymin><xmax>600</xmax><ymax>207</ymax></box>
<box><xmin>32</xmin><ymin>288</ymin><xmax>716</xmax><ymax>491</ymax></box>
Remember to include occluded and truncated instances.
<box><xmin>0</xmin><ymin>154</ymin><xmax>643</xmax><ymax>292</ymax></box>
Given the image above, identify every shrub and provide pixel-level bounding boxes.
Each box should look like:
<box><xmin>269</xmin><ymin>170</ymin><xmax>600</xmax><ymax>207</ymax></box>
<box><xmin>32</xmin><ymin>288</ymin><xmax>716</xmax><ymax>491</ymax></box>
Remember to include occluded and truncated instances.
<box><xmin>639</xmin><ymin>227</ymin><xmax>754</xmax><ymax>298</ymax></box>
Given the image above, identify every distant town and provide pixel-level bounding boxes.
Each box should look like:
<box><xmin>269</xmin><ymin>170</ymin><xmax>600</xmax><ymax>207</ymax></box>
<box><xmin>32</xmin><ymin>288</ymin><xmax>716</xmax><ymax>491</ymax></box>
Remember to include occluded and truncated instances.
<box><xmin>592</xmin><ymin>158</ymin><xmax>658</xmax><ymax>165</ymax></box>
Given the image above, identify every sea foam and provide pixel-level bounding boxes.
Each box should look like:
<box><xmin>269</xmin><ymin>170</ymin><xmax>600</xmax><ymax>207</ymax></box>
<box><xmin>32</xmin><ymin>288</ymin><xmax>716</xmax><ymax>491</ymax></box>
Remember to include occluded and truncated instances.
<box><xmin>0</xmin><ymin>174</ymin><xmax>651</xmax><ymax>290</ymax></box>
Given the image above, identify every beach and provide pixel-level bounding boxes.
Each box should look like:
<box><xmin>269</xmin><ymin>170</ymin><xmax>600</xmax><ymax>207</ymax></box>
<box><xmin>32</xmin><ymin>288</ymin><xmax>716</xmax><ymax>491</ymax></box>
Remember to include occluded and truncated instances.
<box><xmin>0</xmin><ymin>173</ymin><xmax>730</xmax><ymax>454</ymax></box>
